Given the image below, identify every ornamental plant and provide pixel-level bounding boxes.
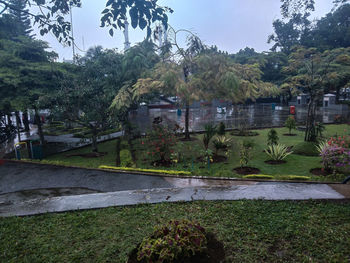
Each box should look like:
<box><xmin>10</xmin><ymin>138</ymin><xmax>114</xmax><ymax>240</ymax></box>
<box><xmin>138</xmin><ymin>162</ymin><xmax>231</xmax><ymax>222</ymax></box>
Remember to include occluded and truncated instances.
<box><xmin>239</xmin><ymin>140</ymin><xmax>254</xmax><ymax>167</ymax></box>
<box><xmin>136</xmin><ymin>220</ymin><xmax>207</xmax><ymax>263</ymax></box>
<box><xmin>202</xmin><ymin>123</ymin><xmax>217</xmax><ymax>150</ymax></box>
<box><xmin>213</xmin><ymin>135</ymin><xmax>232</xmax><ymax>155</ymax></box>
<box><xmin>217</xmin><ymin>122</ymin><xmax>226</xmax><ymax>136</ymax></box>
<box><xmin>145</xmin><ymin>124</ymin><xmax>177</xmax><ymax>163</ymax></box>
<box><xmin>265</xmin><ymin>144</ymin><xmax>293</xmax><ymax>161</ymax></box>
<box><xmin>319</xmin><ymin>135</ymin><xmax>350</xmax><ymax>172</ymax></box>
<box><xmin>285</xmin><ymin>115</ymin><xmax>296</xmax><ymax>135</ymax></box>
<box><xmin>267</xmin><ymin>129</ymin><xmax>279</xmax><ymax>145</ymax></box>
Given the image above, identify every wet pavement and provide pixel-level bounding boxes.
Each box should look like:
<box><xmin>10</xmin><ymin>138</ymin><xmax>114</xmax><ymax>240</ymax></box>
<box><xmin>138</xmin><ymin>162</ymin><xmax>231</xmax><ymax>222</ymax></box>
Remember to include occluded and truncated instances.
<box><xmin>0</xmin><ymin>183</ymin><xmax>346</xmax><ymax>217</ymax></box>
<box><xmin>0</xmin><ymin>161</ymin><xmax>349</xmax><ymax>217</ymax></box>
<box><xmin>0</xmin><ymin>161</ymin><xmax>173</xmax><ymax>194</ymax></box>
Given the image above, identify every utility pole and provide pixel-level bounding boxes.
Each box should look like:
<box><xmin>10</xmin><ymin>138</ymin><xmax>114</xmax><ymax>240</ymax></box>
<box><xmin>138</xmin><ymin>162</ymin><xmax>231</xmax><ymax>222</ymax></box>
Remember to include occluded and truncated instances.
<box><xmin>69</xmin><ymin>1</ymin><xmax>76</xmax><ymax>63</ymax></box>
<box><xmin>123</xmin><ymin>20</ymin><xmax>131</xmax><ymax>51</ymax></box>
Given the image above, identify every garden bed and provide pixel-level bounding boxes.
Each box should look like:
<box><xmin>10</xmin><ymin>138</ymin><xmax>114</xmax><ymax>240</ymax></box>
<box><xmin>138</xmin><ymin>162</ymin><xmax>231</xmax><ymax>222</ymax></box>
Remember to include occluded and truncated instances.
<box><xmin>39</xmin><ymin>125</ymin><xmax>349</xmax><ymax>182</ymax></box>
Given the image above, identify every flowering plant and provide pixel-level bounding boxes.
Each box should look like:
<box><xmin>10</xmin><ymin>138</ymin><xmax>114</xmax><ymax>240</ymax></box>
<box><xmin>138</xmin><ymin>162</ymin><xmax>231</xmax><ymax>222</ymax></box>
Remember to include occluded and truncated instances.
<box><xmin>144</xmin><ymin>124</ymin><xmax>177</xmax><ymax>163</ymax></box>
<box><xmin>319</xmin><ymin>135</ymin><xmax>350</xmax><ymax>172</ymax></box>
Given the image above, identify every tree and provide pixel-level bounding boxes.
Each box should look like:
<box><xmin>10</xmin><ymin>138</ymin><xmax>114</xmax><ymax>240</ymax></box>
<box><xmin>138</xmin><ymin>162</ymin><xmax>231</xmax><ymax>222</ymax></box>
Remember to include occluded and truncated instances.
<box><xmin>268</xmin><ymin>13</ymin><xmax>311</xmax><ymax>54</ymax></box>
<box><xmin>110</xmin><ymin>40</ymin><xmax>160</xmax><ymax>162</ymax></box>
<box><xmin>132</xmin><ymin>30</ymin><xmax>278</xmax><ymax>140</ymax></box>
<box><xmin>285</xmin><ymin>115</ymin><xmax>296</xmax><ymax>135</ymax></box>
<box><xmin>2</xmin><ymin>0</ymin><xmax>340</xmax><ymax>45</ymax></box>
<box><xmin>7</xmin><ymin>0</ymin><xmax>32</xmax><ymax>37</ymax></box>
<box><xmin>308</xmin><ymin>4</ymin><xmax>350</xmax><ymax>51</ymax></box>
<box><xmin>280</xmin><ymin>0</ymin><xmax>349</xmax><ymax>18</ymax></box>
<box><xmin>283</xmin><ymin>47</ymin><xmax>350</xmax><ymax>141</ymax></box>
<box><xmin>49</xmin><ymin>47</ymin><xmax>123</xmax><ymax>152</ymax></box>
<box><xmin>0</xmin><ymin>0</ymin><xmax>172</xmax><ymax>44</ymax></box>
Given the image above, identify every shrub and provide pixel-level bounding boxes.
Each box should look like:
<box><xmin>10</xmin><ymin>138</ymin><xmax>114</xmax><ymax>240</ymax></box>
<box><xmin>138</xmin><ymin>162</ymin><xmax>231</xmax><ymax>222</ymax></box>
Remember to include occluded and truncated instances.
<box><xmin>145</xmin><ymin>125</ymin><xmax>177</xmax><ymax>163</ymax></box>
<box><xmin>243</xmin><ymin>174</ymin><xmax>274</xmax><ymax>179</ymax></box>
<box><xmin>267</xmin><ymin>129</ymin><xmax>279</xmax><ymax>145</ymax></box>
<box><xmin>136</xmin><ymin>220</ymin><xmax>207</xmax><ymax>263</ymax></box>
<box><xmin>202</xmin><ymin>123</ymin><xmax>217</xmax><ymax>150</ymax></box>
<box><xmin>265</xmin><ymin>144</ymin><xmax>293</xmax><ymax>161</ymax></box>
<box><xmin>318</xmin><ymin>135</ymin><xmax>350</xmax><ymax>172</ymax></box>
<box><xmin>285</xmin><ymin>115</ymin><xmax>296</xmax><ymax>135</ymax></box>
<box><xmin>239</xmin><ymin>140</ymin><xmax>253</xmax><ymax>167</ymax></box>
<box><xmin>213</xmin><ymin>136</ymin><xmax>232</xmax><ymax>155</ymax></box>
<box><xmin>293</xmin><ymin>141</ymin><xmax>319</xmax><ymax>156</ymax></box>
<box><xmin>320</xmin><ymin>146</ymin><xmax>350</xmax><ymax>173</ymax></box>
<box><xmin>120</xmin><ymin>149</ymin><xmax>133</xmax><ymax>167</ymax></box>
<box><xmin>279</xmin><ymin>175</ymin><xmax>311</xmax><ymax>181</ymax></box>
<box><xmin>217</xmin><ymin>122</ymin><xmax>226</xmax><ymax>136</ymax></box>
<box><xmin>99</xmin><ymin>165</ymin><xmax>191</xmax><ymax>176</ymax></box>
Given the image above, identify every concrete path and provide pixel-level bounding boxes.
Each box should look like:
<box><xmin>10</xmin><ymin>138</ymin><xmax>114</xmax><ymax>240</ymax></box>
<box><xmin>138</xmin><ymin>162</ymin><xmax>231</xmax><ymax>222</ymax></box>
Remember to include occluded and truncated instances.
<box><xmin>0</xmin><ymin>183</ymin><xmax>346</xmax><ymax>217</ymax></box>
<box><xmin>0</xmin><ymin>161</ymin><xmax>349</xmax><ymax>217</ymax></box>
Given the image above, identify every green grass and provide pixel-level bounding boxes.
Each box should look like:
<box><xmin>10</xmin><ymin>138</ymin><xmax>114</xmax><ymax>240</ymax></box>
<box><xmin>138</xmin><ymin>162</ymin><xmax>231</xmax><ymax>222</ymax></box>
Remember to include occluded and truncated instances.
<box><xmin>1</xmin><ymin>200</ymin><xmax>349</xmax><ymax>262</ymax></box>
<box><xmin>42</xmin><ymin>124</ymin><xmax>350</xmax><ymax>182</ymax></box>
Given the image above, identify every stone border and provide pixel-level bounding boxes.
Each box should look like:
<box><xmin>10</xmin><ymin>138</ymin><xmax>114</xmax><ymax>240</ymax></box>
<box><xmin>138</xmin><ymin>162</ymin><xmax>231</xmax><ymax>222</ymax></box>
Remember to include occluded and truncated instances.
<box><xmin>3</xmin><ymin>159</ymin><xmax>344</xmax><ymax>185</ymax></box>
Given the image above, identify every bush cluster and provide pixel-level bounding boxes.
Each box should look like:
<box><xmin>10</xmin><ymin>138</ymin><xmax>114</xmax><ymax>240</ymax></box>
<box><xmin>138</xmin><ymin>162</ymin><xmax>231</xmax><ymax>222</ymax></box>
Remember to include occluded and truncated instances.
<box><xmin>136</xmin><ymin>220</ymin><xmax>207</xmax><ymax>263</ymax></box>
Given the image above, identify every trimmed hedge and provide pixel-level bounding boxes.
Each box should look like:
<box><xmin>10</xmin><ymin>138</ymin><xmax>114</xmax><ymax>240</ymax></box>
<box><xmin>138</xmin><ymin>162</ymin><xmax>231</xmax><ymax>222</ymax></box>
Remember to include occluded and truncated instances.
<box><xmin>99</xmin><ymin>165</ymin><xmax>191</xmax><ymax>176</ymax></box>
<box><xmin>279</xmin><ymin>175</ymin><xmax>311</xmax><ymax>181</ymax></box>
<box><xmin>243</xmin><ymin>174</ymin><xmax>274</xmax><ymax>179</ymax></box>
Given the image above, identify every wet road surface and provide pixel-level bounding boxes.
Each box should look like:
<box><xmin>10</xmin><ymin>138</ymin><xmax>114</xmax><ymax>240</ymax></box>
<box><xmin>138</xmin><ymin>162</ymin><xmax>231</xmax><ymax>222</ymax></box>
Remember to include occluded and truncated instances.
<box><xmin>0</xmin><ymin>161</ymin><xmax>348</xmax><ymax>217</ymax></box>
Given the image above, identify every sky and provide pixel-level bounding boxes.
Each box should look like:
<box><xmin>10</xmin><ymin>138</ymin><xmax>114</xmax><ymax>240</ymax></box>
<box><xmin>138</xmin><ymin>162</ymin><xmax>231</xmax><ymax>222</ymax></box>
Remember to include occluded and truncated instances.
<box><xmin>34</xmin><ymin>0</ymin><xmax>335</xmax><ymax>61</ymax></box>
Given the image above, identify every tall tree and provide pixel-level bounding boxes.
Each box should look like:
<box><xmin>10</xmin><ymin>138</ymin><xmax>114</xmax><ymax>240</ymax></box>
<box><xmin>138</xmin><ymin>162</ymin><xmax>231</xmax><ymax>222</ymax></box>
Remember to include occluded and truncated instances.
<box><xmin>283</xmin><ymin>47</ymin><xmax>350</xmax><ymax>141</ymax></box>
<box><xmin>268</xmin><ymin>13</ymin><xmax>311</xmax><ymax>54</ymax></box>
<box><xmin>8</xmin><ymin>0</ymin><xmax>32</xmax><ymax>37</ymax></box>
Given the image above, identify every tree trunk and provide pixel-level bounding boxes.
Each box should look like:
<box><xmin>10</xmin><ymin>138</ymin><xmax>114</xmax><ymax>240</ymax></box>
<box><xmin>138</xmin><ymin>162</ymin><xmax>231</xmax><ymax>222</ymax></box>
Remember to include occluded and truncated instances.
<box><xmin>115</xmin><ymin>137</ymin><xmax>121</xmax><ymax>166</ymax></box>
<box><xmin>23</xmin><ymin>110</ymin><xmax>30</xmax><ymax>132</ymax></box>
<box><xmin>91</xmin><ymin>127</ymin><xmax>98</xmax><ymax>152</ymax></box>
<box><xmin>34</xmin><ymin>108</ymin><xmax>45</xmax><ymax>145</ymax></box>
<box><xmin>15</xmin><ymin>111</ymin><xmax>22</xmax><ymax>129</ymax></box>
<box><xmin>6</xmin><ymin>114</ymin><xmax>12</xmax><ymax>127</ymax></box>
<box><xmin>304</xmin><ymin>98</ymin><xmax>317</xmax><ymax>142</ymax></box>
<box><xmin>335</xmin><ymin>86</ymin><xmax>341</xmax><ymax>103</ymax></box>
<box><xmin>127</xmin><ymin>134</ymin><xmax>137</xmax><ymax>163</ymax></box>
<box><xmin>124</xmin><ymin>121</ymin><xmax>137</xmax><ymax>163</ymax></box>
<box><xmin>184</xmin><ymin>100</ymin><xmax>190</xmax><ymax>140</ymax></box>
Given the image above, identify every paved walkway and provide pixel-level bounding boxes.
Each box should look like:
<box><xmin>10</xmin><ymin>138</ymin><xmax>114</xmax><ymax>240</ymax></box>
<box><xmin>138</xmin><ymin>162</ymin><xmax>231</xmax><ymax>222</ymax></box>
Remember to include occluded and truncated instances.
<box><xmin>0</xmin><ymin>161</ymin><xmax>349</xmax><ymax>217</ymax></box>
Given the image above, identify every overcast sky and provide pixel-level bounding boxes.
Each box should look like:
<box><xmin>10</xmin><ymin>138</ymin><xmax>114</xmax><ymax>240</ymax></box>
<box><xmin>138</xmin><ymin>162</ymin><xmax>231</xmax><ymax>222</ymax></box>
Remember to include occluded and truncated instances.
<box><xmin>34</xmin><ymin>0</ymin><xmax>335</xmax><ymax>61</ymax></box>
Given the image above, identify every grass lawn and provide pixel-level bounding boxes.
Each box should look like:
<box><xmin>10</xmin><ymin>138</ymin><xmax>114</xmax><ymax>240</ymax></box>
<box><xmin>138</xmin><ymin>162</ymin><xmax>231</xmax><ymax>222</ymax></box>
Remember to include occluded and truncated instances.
<box><xmin>1</xmin><ymin>200</ymin><xmax>349</xmax><ymax>262</ymax></box>
<box><xmin>42</xmin><ymin>124</ymin><xmax>350</xmax><ymax>182</ymax></box>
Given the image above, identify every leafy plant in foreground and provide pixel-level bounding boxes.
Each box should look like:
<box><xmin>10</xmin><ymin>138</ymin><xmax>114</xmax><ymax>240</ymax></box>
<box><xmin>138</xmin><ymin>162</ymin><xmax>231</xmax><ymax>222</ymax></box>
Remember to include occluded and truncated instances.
<box><xmin>136</xmin><ymin>219</ymin><xmax>207</xmax><ymax>263</ymax></box>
